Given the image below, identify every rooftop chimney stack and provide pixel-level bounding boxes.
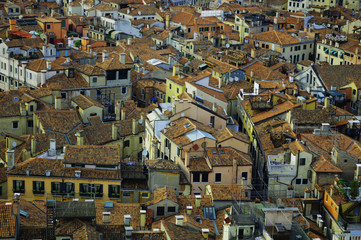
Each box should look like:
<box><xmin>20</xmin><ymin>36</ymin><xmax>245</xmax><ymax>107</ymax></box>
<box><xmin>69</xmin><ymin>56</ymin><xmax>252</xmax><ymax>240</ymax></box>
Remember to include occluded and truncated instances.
<box><xmin>76</xmin><ymin>130</ymin><xmax>84</xmax><ymax>145</ymax></box>
<box><xmin>124</xmin><ymin>215</ymin><xmax>131</xmax><ymax>226</ymax></box>
<box><xmin>202</xmin><ymin>229</ymin><xmax>209</xmax><ymax>240</ymax></box>
<box><xmin>48</xmin><ymin>139</ymin><xmax>56</xmax><ymax>157</ymax></box>
<box><xmin>31</xmin><ymin>136</ymin><xmax>36</xmax><ymax>156</ymax></box>
<box><xmin>103</xmin><ymin>212</ymin><xmax>111</xmax><ymax>223</ymax></box>
<box><xmin>186</xmin><ymin>206</ymin><xmax>193</xmax><ymax>215</ymax></box>
<box><xmin>173</xmin><ymin>64</ymin><xmax>180</xmax><ymax>77</ymax></box>
<box><xmin>175</xmin><ymin>215</ymin><xmax>184</xmax><ymax>226</ymax></box>
<box><xmin>115</xmin><ymin>100</ymin><xmax>121</xmax><ymax>121</ymax></box>
<box><xmin>6</xmin><ymin>150</ymin><xmax>15</xmax><ymax>171</ymax></box>
<box><xmin>132</xmin><ymin>118</ymin><xmax>138</xmax><ymax>135</ymax></box>
<box><xmin>195</xmin><ymin>195</ymin><xmax>201</xmax><ymax>208</ymax></box>
<box><xmin>140</xmin><ymin>210</ymin><xmax>146</xmax><ymax>228</ymax></box>
<box><xmin>55</xmin><ymin>95</ymin><xmax>62</xmax><ymax>110</ymax></box>
<box><xmin>112</xmin><ymin>123</ymin><xmax>118</xmax><ymax>141</ymax></box>
<box><xmin>102</xmin><ymin>51</ymin><xmax>109</xmax><ymax>62</ymax></box>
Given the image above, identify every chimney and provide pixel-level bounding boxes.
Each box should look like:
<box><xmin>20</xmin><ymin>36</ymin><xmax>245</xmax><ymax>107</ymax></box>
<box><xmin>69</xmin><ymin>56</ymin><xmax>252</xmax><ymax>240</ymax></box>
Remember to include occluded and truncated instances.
<box><xmin>304</xmin><ymin>189</ymin><xmax>311</xmax><ymax>198</ymax></box>
<box><xmin>330</xmin><ymin>185</ymin><xmax>334</xmax><ymax>197</ymax></box>
<box><xmin>102</xmin><ymin>51</ymin><xmax>108</xmax><ymax>62</ymax></box>
<box><xmin>251</xmin><ymin>48</ymin><xmax>256</xmax><ymax>58</ymax></box>
<box><xmin>41</xmin><ymin>70</ymin><xmax>47</xmax><ymax>86</ymax></box>
<box><xmin>127</xmin><ymin>38</ymin><xmax>132</xmax><ymax>45</ymax></box>
<box><xmin>250</xmin><ymin>70</ymin><xmax>255</xmax><ymax>78</ymax></box>
<box><xmin>173</xmin><ymin>64</ymin><xmax>180</xmax><ymax>77</ymax></box>
<box><xmin>48</xmin><ymin>139</ymin><xmax>56</xmax><ymax>157</ymax></box>
<box><xmin>120</xmin><ymin>53</ymin><xmax>126</xmax><ymax>64</ymax></box>
<box><xmin>132</xmin><ymin>118</ymin><xmax>138</xmax><ymax>135</ymax></box>
<box><xmin>212</xmin><ymin>102</ymin><xmax>217</xmax><ymax>112</ymax></box>
<box><xmin>46</xmin><ymin>61</ymin><xmax>51</xmax><ymax>70</ymax></box>
<box><xmin>76</xmin><ymin>130</ymin><xmax>84</xmax><ymax>145</ymax></box>
<box><xmin>125</xmin><ymin>226</ymin><xmax>133</xmax><ymax>239</ymax></box>
<box><xmin>124</xmin><ymin>214</ymin><xmax>131</xmax><ymax>226</ymax></box>
<box><xmin>165</xmin><ymin>14</ymin><xmax>170</xmax><ymax>29</ymax></box>
<box><xmin>202</xmin><ymin>229</ymin><xmax>209</xmax><ymax>240</ymax></box>
<box><xmin>232</xmin><ymin>158</ymin><xmax>237</xmax><ymax>184</ymax></box>
<box><xmin>186</xmin><ymin>206</ymin><xmax>193</xmax><ymax>215</ymax></box>
<box><xmin>121</xmin><ymin>108</ymin><xmax>126</xmax><ymax>120</ymax></box>
<box><xmin>140</xmin><ymin>210</ymin><xmax>146</xmax><ymax>229</ymax></box>
<box><xmin>175</xmin><ymin>215</ymin><xmax>184</xmax><ymax>226</ymax></box>
<box><xmin>208</xmin><ymin>32</ymin><xmax>211</xmax><ymax>40</ymax></box>
<box><xmin>218</xmin><ymin>78</ymin><xmax>222</xmax><ymax>88</ymax></box>
<box><xmin>115</xmin><ymin>100</ymin><xmax>121</xmax><ymax>121</ymax></box>
<box><xmin>31</xmin><ymin>136</ymin><xmax>36</xmax><ymax>156</ymax></box>
<box><xmin>6</xmin><ymin>150</ymin><xmax>15</xmax><ymax>171</ymax></box>
<box><xmin>321</xmin><ymin>123</ymin><xmax>330</xmax><ymax>135</ymax></box>
<box><xmin>195</xmin><ymin>195</ymin><xmax>201</xmax><ymax>208</ymax></box>
<box><xmin>20</xmin><ymin>103</ymin><xmax>26</xmax><ymax>116</ymax></box>
<box><xmin>112</xmin><ymin>123</ymin><xmax>118</xmax><ymax>140</ymax></box>
<box><xmin>103</xmin><ymin>212</ymin><xmax>111</xmax><ymax>223</ymax></box>
<box><xmin>55</xmin><ymin>95</ymin><xmax>62</xmax><ymax>110</ymax></box>
<box><xmin>316</xmin><ymin>214</ymin><xmax>322</xmax><ymax>226</ymax></box>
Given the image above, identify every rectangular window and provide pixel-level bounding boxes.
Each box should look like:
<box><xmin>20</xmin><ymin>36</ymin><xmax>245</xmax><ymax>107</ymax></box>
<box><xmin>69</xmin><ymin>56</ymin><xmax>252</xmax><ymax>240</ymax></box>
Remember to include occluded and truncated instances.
<box><xmin>193</xmin><ymin>173</ymin><xmax>200</xmax><ymax>182</ymax></box>
<box><xmin>122</xmin><ymin>87</ymin><xmax>127</xmax><ymax>94</ymax></box>
<box><xmin>139</xmin><ymin>137</ymin><xmax>142</xmax><ymax>144</ymax></box>
<box><xmin>177</xmin><ymin>148</ymin><xmax>181</xmax><ymax>156</ymax></box>
<box><xmin>296</xmin><ymin>179</ymin><xmax>302</xmax><ymax>185</ymax></box>
<box><xmin>157</xmin><ymin>206</ymin><xmax>165</xmax><ymax>216</ymax></box>
<box><xmin>123</xmin><ymin>192</ymin><xmax>130</xmax><ymax>197</ymax></box>
<box><xmin>215</xmin><ymin>173</ymin><xmax>222</xmax><ymax>183</ymax></box>
<box><xmin>33</xmin><ymin>181</ymin><xmax>44</xmax><ymax>194</ymax></box>
<box><xmin>242</xmin><ymin>172</ymin><xmax>248</xmax><ymax>180</ymax></box>
<box><xmin>47</xmin><ymin>24</ymin><xmax>51</xmax><ymax>29</ymax></box>
<box><xmin>13</xmin><ymin>180</ymin><xmax>25</xmax><ymax>193</ymax></box>
<box><xmin>141</xmin><ymin>192</ymin><xmax>149</xmax><ymax>198</ymax></box>
<box><xmin>205</xmin><ymin>27</ymin><xmax>209</xmax><ymax>31</ymax></box>
<box><xmin>188</xmin><ymin>28</ymin><xmax>191</xmax><ymax>33</ymax></box>
<box><xmin>168</xmin><ymin>206</ymin><xmax>176</xmax><ymax>212</ymax></box>
<box><xmin>211</xmin><ymin>27</ymin><xmax>215</xmax><ymax>31</ymax></box>
<box><xmin>176</xmin><ymin>88</ymin><xmax>179</xmax><ymax>93</ymax></box>
<box><xmin>92</xmin><ymin>77</ymin><xmax>97</xmax><ymax>83</ymax></box>
<box><xmin>202</xmin><ymin>173</ymin><xmax>208</xmax><ymax>182</ymax></box>
<box><xmin>30</xmin><ymin>105</ymin><xmax>34</xmax><ymax>112</ymax></box>
<box><xmin>108</xmin><ymin>184</ymin><xmax>120</xmax><ymax>198</ymax></box>
<box><xmin>300</xmin><ymin>158</ymin><xmax>306</xmax><ymax>165</ymax></box>
<box><xmin>169</xmin><ymin>83</ymin><xmax>172</xmax><ymax>89</ymax></box>
<box><xmin>124</xmin><ymin>140</ymin><xmax>130</xmax><ymax>147</ymax></box>
<box><xmin>12</xmin><ymin>121</ymin><xmax>18</xmax><ymax>129</ymax></box>
<box><xmin>302</xmin><ymin>179</ymin><xmax>308</xmax><ymax>185</ymax></box>
<box><xmin>27</xmin><ymin>120</ymin><xmax>33</xmax><ymax>128</ymax></box>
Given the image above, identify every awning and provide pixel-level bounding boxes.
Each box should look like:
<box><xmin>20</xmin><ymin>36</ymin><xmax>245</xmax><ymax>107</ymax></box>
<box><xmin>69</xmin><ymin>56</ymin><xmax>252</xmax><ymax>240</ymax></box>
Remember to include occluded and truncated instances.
<box><xmin>324</xmin><ymin>48</ymin><xmax>329</xmax><ymax>52</ymax></box>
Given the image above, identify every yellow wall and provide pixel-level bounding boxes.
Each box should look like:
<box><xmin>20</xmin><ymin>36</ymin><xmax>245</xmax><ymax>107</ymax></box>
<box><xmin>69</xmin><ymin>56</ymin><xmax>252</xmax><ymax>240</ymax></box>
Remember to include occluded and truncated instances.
<box><xmin>324</xmin><ymin>191</ymin><xmax>339</xmax><ymax>220</ymax></box>
<box><xmin>166</xmin><ymin>79</ymin><xmax>185</xmax><ymax>103</ymax></box>
<box><xmin>8</xmin><ymin>175</ymin><xmax>121</xmax><ymax>202</ymax></box>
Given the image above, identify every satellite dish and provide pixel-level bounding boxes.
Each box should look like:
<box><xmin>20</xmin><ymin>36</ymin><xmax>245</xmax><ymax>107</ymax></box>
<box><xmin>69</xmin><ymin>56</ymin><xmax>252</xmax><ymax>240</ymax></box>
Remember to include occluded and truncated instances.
<box><xmin>226</xmin><ymin>43</ymin><xmax>230</xmax><ymax>48</ymax></box>
<box><xmin>12</xmin><ymin>142</ymin><xmax>17</xmax><ymax>147</ymax></box>
<box><xmin>142</xmin><ymin>150</ymin><xmax>148</xmax><ymax>156</ymax></box>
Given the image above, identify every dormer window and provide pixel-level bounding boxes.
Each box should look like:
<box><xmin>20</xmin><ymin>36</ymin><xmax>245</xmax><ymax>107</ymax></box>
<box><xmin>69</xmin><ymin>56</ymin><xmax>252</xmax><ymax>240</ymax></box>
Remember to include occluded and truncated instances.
<box><xmin>75</xmin><ymin>170</ymin><xmax>81</xmax><ymax>178</ymax></box>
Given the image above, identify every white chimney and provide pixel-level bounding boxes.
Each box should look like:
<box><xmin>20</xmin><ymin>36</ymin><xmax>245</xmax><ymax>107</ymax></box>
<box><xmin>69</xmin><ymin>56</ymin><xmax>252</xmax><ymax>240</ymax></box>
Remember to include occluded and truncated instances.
<box><xmin>102</xmin><ymin>51</ymin><xmax>108</xmax><ymax>62</ymax></box>
<box><xmin>175</xmin><ymin>215</ymin><xmax>184</xmax><ymax>226</ymax></box>
<box><xmin>125</xmin><ymin>226</ymin><xmax>133</xmax><ymax>238</ymax></box>
<box><xmin>186</xmin><ymin>206</ymin><xmax>193</xmax><ymax>215</ymax></box>
<box><xmin>40</xmin><ymin>70</ymin><xmax>47</xmax><ymax>86</ymax></box>
<box><xmin>103</xmin><ymin>212</ymin><xmax>111</xmax><ymax>223</ymax></box>
<box><xmin>46</xmin><ymin>61</ymin><xmax>51</xmax><ymax>70</ymax></box>
<box><xmin>48</xmin><ymin>139</ymin><xmax>56</xmax><ymax>156</ymax></box>
<box><xmin>195</xmin><ymin>195</ymin><xmax>201</xmax><ymax>207</ymax></box>
<box><xmin>120</xmin><ymin>53</ymin><xmax>126</xmax><ymax>64</ymax></box>
<box><xmin>124</xmin><ymin>214</ymin><xmax>131</xmax><ymax>226</ymax></box>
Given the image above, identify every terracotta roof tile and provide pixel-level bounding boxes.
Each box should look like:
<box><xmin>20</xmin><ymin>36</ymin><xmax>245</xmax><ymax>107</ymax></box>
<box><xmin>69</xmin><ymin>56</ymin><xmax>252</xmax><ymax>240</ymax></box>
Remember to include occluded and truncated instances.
<box><xmin>72</xmin><ymin>94</ymin><xmax>103</xmax><ymax>109</ymax></box>
<box><xmin>96</xmin><ymin>202</ymin><xmax>141</xmax><ymax>226</ymax></box>
<box><xmin>205</xmin><ymin>147</ymin><xmax>252</xmax><ymax>166</ymax></box>
<box><xmin>64</xmin><ymin>145</ymin><xmax>121</xmax><ymax>166</ymax></box>
<box><xmin>311</xmin><ymin>156</ymin><xmax>342</xmax><ymax>173</ymax></box>
<box><xmin>0</xmin><ymin>202</ymin><xmax>16</xmax><ymax>238</ymax></box>
<box><xmin>208</xmin><ymin>184</ymin><xmax>246</xmax><ymax>201</ymax></box>
<box><xmin>188</xmin><ymin>157</ymin><xmax>211</xmax><ymax>172</ymax></box>
<box><xmin>145</xmin><ymin>159</ymin><xmax>181</xmax><ymax>171</ymax></box>
<box><xmin>35</xmin><ymin>109</ymin><xmax>82</xmax><ymax>134</ymax></box>
<box><xmin>147</xmin><ymin>186</ymin><xmax>177</xmax><ymax>205</ymax></box>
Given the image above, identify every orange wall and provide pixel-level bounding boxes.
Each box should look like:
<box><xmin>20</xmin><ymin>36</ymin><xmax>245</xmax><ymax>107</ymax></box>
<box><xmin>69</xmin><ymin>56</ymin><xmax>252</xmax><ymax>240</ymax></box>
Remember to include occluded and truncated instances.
<box><xmin>324</xmin><ymin>191</ymin><xmax>339</xmax><ymax>220</ymax></box>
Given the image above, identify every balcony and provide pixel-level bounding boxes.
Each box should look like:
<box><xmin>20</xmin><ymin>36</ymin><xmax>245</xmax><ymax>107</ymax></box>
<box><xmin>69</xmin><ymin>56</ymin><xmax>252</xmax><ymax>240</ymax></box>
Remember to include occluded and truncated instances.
<box><xmin>268</xmin><ymin>163</ymin><xmax>296</xmax><ymax>176</ymax></box>
<box><xmin>325</xmin><ymin>33</ymin><xmax>347</xmax><ymax>42</ymax></box>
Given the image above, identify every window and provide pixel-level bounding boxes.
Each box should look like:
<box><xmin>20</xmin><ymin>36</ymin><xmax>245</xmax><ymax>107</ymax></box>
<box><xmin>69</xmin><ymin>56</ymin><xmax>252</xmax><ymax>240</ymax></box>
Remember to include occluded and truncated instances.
<box><xmin>168</xmin><ymin>206</ymin><xmax>176</xmax><ymax>212</ymax></box>
<box><xmin>47</xmin><ymin>24</ymin><xmax>51</xmax><ymax>29</ymax></box>
<box><xmin>108</xmin><ymin>184</ymin><xmax>120</xmax><ymax>198</ymax></box>
<box><xmin>202</xmin><ymin>173</ymin><xmax>208</xmax><ymax>182</ymax></box>
<box><xmin>296</xmin><ymin>179</ymin><xmax>302</xmax><ymax>185</ymax></box>
<box><xmin>188</xmin><ymin>28</ymin><xmax>191</xmax><ymax>33</ymax></box>
<box><xmin>13</xmin><ymin>180</ymin><xmax>25</xmax><ymax>193</ymax></box>
<box><xmin>169</xmin><ymin>83</ymin><xmax>172</xmax><ymax>89</ymax></box>
<box><xmin>157</xmin><ymin>206</ymin><xmax>165</xmax><ymax>216</ymax></box>
<box><xmin>124</xmin><ymin>140</ymin><xmax>130</xmax><ymax>147</ymax></box>
<box><xmin>139</xmin><ymin>137</ymin><xmax>142</xmax><ymax>144</ymax></box>
<box><xmin>215</xmin><ymin>173</ymin><xmax>222</xmax><ymax>183</ymax></box>
<box><xmin>193</xmin><ymin>173</ymin><xmax>200</xmax><ymax>182</ymax></box>
<box><xmin>122</xmin><ymin>87</ymin><xmax>127</xmax><ymax>94</ymax></box>
<box><xmin>12</xmin><ymin>121</ymin><xmax>18</xmax><ymax>129</ymax></box>
<box><xmin>27</xmin><ymin>120</ymin><xmax>33</xmax><ymax>128</ymax></box>
<box><xmin>344</xmin><ymin>159</ymin><xmax>348</xmax><ymax>164</ymax></box>
<box><xmin>353</xmin><ymin>89</ymin><xmax>357</xmax><ymax>95</ymax></box>
<box><xmin>141</xmin><ymin>192</ymin><xmax>149</xmax><ymax>198</ymax></box>
<box><xmin>177</xmin><ymin>147</ymin><xmax>181</xmax><ymax>156</ymax></box>
<box><xmin>168</xmin><ymin>96</ymin><xmax>171</xmax><ymax>103</ymax></box>
<box><xmin>61</xmin><ymin>92</ymin><xmax>67</xmax><ymax>99</ymax></box>
<box><xmin>123</xmin><ymin>192</ymin><xmax>130</xmax><ymax>197</ymax></box>
<box><xmin>176</xmin><ymin>88</ymin><xmax>179</xmax><ymax>93</ymax></box>
<box><xmin>210</xmin><ymin>116</ymin><xmax>215</xmax><ymax>127</ymax></box>
<box><xmin>92</xmin><ymin>77</ymin><xmax>97</xmax><ymax>83</ymax></box>
<box><xmin>211</xmin><ymin>27</ymin><xmax>215</xmax><ymax>31</ymax></box>
<box><xmin>30</xmin><ymin>105</ymin><xmax>34</xmax><ymax>112</ymax></box>
<box><xmin>302</xmin><ymin>179</ymin><xmax>308</xmax><ymax>184</ymax></box>
<box><xmin>79</xmin><ymin>183</ymin><xmax>103</xmax><ymax>197</ymax></box>
<box><xmin>33</xmin><ymin>181</ymin><xmax>44</xmax><ymax>194</ymax></box>
<box><xmin>300</xmin><ymin>158</ymin><xmax>306</xmax><ymax>165</ymax></box>
<box><xmin>205</xmin><ymin>27</ymin><xmax>209</xmax><ymax>31</ymax></box>
<box><xmin>242</xmin><ymin>172</ymin><xmax>248</xmax><ymax>181</ymax></box>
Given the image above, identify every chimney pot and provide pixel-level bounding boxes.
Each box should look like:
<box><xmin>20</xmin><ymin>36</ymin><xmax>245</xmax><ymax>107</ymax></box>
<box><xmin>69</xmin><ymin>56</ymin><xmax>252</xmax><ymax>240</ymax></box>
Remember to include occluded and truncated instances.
<box><xmin>175</xmin><ymin>215</ymin><xmax>184</xmax><ymax>226</ymax></box>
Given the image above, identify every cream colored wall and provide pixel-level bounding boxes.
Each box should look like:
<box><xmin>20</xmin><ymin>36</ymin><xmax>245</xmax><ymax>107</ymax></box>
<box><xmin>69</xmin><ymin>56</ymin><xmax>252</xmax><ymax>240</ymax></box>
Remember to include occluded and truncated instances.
<box><xmin>217</xmin><ymin>138</ymin><xmax>249</xmax><ymax>153</ymax></box>
<box><xmin>75</xmin><ymin>105</ymin><xmax>103</xmax><ymax>123</ymax></box>
<box><xmin>170</xmin><ymin>100</ymin><xmax>227</xmax><ymax>130</ymax></box>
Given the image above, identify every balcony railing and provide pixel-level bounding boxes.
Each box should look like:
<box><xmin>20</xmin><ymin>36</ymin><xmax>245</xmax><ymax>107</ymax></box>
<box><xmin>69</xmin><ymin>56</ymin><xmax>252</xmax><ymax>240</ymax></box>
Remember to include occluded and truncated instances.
<box><xmin>268</xmin><ymin>164</ymin><xmax>296</xmax><ymax>175</ymax></box>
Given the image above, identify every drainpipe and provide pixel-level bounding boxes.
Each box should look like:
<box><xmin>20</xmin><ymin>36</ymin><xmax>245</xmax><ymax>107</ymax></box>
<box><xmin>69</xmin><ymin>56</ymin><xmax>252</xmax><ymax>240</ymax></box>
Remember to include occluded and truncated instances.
<box><xmin>290</xmin><ymin>150</ymin><xmax>300</xmax><ymax>186</ymax></box>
